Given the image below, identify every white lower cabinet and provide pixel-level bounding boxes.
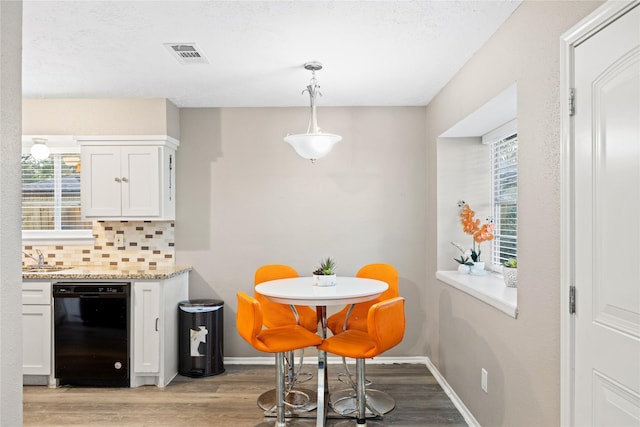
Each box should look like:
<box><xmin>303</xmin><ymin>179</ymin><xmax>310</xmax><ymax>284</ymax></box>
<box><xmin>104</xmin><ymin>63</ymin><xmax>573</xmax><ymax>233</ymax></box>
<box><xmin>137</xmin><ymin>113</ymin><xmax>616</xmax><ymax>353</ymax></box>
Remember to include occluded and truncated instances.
<box><xmin>22</xmin><ymin>271</ymin><xmax>188</xmax><ymax>388</ymax></box>
<box><xmin>22</xmin><ymin>306</ymin><xmax>51</xmax><ymax>375</ymax></box>
<box><xmin>131</xmin><ymin>274</ymin><xmax>188</xmax><ymax>387</ymax></box>
<box><xmin>22</xmin><ymin>282</ymin><xmax>52</xmax><ymax>377</ymax></box>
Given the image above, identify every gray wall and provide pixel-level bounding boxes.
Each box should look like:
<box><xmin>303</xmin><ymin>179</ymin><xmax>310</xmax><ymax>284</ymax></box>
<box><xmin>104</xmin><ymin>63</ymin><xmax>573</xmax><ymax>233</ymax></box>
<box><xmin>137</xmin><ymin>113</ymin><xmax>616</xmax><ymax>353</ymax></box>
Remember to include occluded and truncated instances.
<box><xmin>424</xmin><ymin>1</ymin><xmax>602</xmax><ymax>426</ymax></box>
<box><xmin>175</xmin><ymin>107</ymin><xmax>428</xmax><ymax>357</ymax></box>
<box><xmin>0</xmin><ymin>1</ymin><xmax>24</xmax><ymax>425</ymax></box>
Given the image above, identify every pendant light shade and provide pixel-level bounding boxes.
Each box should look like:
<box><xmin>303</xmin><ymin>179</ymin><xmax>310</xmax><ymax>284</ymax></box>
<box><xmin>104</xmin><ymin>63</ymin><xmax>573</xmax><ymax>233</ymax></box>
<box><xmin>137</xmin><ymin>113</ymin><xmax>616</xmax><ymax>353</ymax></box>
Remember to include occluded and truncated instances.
<box><xmin>284</xmin><ymin>132</ymin><xmax>341</xmax><ymax>161</ymax></box>
<box><xmin>284</xmin><ymin>62</ymin><xmax>342</xmax><ymax>163</ymax></box>
<box><xmin>30</xmin><ymin>138</ymin><xmax>50</xmax><ymax>161</ymax></box>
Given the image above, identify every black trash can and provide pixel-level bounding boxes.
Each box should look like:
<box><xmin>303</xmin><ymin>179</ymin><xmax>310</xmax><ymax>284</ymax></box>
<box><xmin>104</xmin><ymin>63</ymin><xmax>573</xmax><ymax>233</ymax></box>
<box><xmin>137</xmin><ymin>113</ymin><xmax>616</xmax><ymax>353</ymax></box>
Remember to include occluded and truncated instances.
<box><xmin>178</xmin><ymin>299</ymin><xmax>224</xmax><ymax>377</ymax></box>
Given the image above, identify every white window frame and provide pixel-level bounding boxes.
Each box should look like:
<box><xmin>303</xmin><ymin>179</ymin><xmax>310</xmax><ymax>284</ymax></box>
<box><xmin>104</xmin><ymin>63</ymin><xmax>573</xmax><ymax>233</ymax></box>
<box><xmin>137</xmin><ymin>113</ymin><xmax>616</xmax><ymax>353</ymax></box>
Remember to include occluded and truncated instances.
<box><xmin>21</xmin><ymin>135</ymin><xmax>94</xmax><ymax>244</ymax></box>
<box><xmin>483</xmin><ymin>120</ymin><xmax>518</xmax><ymax>272</ymax></box>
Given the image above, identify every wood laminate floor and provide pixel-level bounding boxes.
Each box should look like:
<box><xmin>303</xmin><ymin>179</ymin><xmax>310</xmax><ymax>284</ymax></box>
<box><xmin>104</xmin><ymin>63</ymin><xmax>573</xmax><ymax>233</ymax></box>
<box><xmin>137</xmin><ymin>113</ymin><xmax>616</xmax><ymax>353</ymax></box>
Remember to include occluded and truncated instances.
<box><xmin>23</xmin><ymin>363</ymin><xmax>467</xmax><ymax>427</ymax></box>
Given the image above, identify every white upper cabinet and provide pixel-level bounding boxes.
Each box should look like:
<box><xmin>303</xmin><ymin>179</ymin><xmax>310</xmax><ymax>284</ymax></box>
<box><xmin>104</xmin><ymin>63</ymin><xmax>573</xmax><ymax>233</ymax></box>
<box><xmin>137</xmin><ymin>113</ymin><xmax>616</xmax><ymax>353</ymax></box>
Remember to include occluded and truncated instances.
<box><xmin>79</xmin><ymin>136</ymin><xmax>178</xmax><ymax>220</ymax></box>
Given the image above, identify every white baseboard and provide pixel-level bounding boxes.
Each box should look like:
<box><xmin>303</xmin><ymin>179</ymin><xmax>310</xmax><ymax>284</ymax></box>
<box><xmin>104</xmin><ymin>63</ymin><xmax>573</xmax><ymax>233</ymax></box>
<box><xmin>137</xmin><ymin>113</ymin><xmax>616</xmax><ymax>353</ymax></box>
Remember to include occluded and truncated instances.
<box><xmin>425</xmin><ymin>357</ymin><xmax>479</xmax><ymax>427</ymax></box>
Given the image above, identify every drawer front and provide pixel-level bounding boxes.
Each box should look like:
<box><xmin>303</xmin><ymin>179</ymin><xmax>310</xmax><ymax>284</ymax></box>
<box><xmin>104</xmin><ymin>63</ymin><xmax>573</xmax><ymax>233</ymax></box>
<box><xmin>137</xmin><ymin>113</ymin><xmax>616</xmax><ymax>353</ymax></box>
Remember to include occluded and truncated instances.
<box><xmin>22</xmin><ymin>282</ymin><xmax>51</xmax><ymax>305</ymax></box>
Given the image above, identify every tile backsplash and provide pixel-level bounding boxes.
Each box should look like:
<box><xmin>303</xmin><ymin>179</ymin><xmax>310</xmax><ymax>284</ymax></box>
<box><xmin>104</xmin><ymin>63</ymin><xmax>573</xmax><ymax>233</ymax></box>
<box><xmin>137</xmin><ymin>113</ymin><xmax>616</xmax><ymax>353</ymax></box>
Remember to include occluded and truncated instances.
<box><xmin>22</xmin><ymin>221</ymin><xmax>175</xmax><ymax>269</ymax></box>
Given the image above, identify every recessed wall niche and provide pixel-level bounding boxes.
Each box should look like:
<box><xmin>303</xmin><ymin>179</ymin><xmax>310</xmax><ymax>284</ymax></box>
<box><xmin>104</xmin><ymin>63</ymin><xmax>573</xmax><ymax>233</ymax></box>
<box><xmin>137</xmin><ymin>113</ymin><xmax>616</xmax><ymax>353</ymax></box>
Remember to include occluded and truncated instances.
<box><xmin>436</xmin><ymin>83</ymin><xmax>517</xmax><ymax>271</ymax></box>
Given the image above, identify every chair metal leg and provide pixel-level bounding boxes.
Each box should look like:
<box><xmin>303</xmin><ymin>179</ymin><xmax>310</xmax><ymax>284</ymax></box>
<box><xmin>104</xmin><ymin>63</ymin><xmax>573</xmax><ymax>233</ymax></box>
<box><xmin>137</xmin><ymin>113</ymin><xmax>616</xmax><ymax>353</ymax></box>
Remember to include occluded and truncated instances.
<box><xmin>356</xmin><ymin>358</ymin><xmax>367</xmax><ymax>425</ymax></box>
<box><xmin>337</xmin><ymin>355</ymin><xmax>373</xmax><ymax>387</ymax></box>
<box><xmin>255</xmin><ymin>352</ymin><xmax>290</xmax><ymax>427</ymax></box>
<box><xmin>330</xmin><ymin>388</ymin><xmax>395</xmax><ymax>418</ymax></box>
<box><xmin>286</xmin><ymin>350</ymin><xmax>295</xmax><ymax>384</ymax></box>
<box><xmin>329</xmin><ymin>357</ymin><xmax>395</xmax><ymax>418</ymax></box>
<box><xmin>287</xmin><ymin>348</ymin><xmax>313</xmax><ymax>385</ymax></box>
<box><xmin>275</xmin><ymin>352</ymin><xmax>286</xmax><ymax>427</ymax></box>
<box><xmin>364</xmin><ymin>389</ymin><xmax>395</xmax><ymax>415</ymax></box>
<box><xmin>258</xmin><ymin>349</ymin><xmax>317</xmax><ymax>413</ymax></box>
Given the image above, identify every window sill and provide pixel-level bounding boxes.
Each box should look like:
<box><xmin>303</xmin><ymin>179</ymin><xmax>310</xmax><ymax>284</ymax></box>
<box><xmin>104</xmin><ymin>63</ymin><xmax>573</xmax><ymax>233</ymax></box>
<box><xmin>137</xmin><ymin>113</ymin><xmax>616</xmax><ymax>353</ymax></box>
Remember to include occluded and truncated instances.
<box><xmin>435</xmin><ymin>270</ymin><xmax>518</xmax><ymax>318</ymax></box>
<box><xmin>22</xmin><ymin>231</ymin><xmax>95</xmax><ymax>246</ymax></box>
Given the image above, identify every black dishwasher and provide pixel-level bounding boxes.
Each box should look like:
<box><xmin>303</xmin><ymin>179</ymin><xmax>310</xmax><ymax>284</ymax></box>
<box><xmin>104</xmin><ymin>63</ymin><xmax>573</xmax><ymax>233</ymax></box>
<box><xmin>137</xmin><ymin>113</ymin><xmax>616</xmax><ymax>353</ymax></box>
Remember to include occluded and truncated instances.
<box><xmin>53</xmin><ymin>283</ymin><xmax>130</xmax><ymax>387</ymax></box>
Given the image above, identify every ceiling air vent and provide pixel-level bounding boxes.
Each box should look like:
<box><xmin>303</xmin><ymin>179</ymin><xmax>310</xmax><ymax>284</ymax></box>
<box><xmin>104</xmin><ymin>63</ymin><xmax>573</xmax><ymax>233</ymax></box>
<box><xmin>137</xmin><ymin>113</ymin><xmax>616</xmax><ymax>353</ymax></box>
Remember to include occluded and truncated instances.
<box><xmin>164</xmin><ymin>43</ymin><xmax>209</xmax><ymax>65</ymax></box>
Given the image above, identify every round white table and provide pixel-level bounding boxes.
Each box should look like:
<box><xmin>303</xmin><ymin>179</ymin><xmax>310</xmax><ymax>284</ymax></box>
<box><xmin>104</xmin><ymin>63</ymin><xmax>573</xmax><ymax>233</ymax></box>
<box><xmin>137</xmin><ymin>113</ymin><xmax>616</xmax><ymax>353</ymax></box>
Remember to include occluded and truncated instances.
<box><xmin>255</xmin><ymin>276</ymin><xmax>388</xmax><ymax>426</ymax></box>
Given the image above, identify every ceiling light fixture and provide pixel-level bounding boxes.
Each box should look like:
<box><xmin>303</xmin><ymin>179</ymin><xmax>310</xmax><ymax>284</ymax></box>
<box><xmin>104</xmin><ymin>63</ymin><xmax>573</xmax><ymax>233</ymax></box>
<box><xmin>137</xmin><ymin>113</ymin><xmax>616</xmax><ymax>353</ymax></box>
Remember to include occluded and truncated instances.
<box><xmin>30</xmin><ymin>138</ymin><xmax>50</xmax><ymax>161</ymax></box>
<box><xmin>284</xmin><ymin>61</ymin><xmax>342</xmax><ymax>163</ymax></box>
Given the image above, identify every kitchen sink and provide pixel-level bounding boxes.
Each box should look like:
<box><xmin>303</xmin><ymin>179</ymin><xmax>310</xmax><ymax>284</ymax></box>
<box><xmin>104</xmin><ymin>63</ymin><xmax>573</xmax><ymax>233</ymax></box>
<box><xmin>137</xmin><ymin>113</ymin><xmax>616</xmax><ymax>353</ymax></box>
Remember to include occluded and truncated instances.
<box><xmin>22</xmin><ymin>265</ymin><xmax>70</xmax><ymax>273</ymax></box>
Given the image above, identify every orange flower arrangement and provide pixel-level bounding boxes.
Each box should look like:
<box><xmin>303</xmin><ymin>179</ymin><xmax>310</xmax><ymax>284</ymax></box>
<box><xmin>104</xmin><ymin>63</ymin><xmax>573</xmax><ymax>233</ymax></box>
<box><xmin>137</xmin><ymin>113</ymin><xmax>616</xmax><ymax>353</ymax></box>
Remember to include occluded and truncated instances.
<box><xmin>458</xmin><ymin>200</ymin><xmax>494</xmax><ymax>262</ymax></box>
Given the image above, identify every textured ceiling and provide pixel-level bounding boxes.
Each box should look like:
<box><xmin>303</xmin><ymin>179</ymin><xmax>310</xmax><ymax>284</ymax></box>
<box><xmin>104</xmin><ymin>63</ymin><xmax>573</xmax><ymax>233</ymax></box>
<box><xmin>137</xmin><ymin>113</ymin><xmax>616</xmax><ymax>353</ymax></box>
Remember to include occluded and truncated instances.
<box><xmin>22</xmin><ymin>1</ymin><xmax>521</xmax><ymax>108</ymax></box>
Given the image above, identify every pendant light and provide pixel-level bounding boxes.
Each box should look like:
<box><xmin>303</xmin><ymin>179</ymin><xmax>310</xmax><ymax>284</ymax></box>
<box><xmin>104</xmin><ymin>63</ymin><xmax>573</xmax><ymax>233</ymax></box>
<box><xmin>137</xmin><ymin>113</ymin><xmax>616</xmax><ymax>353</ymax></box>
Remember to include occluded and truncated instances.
<box><xmin>30</xmin><ymin>138</ymin><xmax>50</xmax><ymax>161</ymax></box>
<box><xmin>284</xmin><ymin>61</ymin><xmax>342</xmax><ymax>163</ymax></box>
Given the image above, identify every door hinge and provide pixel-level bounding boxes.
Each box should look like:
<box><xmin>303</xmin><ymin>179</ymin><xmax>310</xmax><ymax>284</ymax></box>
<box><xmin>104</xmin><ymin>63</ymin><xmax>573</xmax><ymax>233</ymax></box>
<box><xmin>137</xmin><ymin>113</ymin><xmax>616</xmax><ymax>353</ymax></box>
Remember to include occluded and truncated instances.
<box><xmin>569</xmin><ymin>285</ymin><xmax>576</xmax><ymax>314</ymax></box>
<box><xmin>569</xmin><ymin>88</ymin><xmax>576</xmax><ymax>117</ymax></box>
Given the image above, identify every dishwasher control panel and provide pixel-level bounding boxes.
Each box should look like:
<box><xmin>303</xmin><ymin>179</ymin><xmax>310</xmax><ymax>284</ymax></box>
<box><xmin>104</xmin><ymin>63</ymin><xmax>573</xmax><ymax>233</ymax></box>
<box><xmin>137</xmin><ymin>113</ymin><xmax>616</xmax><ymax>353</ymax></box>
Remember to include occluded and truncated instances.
<box><xmin>53</xmin><ymin>283</ymin><xmax>130</xmax><ymax>296</ymax></box>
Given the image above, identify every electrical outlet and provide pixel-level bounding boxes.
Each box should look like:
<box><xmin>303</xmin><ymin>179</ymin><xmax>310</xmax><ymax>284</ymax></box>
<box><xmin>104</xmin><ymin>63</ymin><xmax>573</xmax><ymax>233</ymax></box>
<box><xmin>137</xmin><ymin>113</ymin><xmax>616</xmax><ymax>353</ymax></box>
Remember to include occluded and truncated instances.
<box><xmin>115</xmin><ymin>234</ymin><xmax>125</xmax><ymax>247</ymax></box>
<box><xmin>481</xmin><ymin>368</ymin><xmax>488</xmax><ymax>393</ymax></box>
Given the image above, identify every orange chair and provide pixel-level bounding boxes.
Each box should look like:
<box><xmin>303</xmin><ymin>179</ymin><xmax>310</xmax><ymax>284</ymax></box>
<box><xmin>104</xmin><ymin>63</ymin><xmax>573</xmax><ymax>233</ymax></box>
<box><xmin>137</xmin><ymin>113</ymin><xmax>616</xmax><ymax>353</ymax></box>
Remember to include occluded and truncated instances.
<box><xmin>326</xmin><ymin>263</ymin><xmax>399</xmax><ymax>334</ymax></box>
<box><xmin>326</xmin><ymin>263</ymin><xmax>399</xmax><ymax>406</ymax></box>
<box><xmin>254</xmin><ymin>265</ymin><xmax>319</xmax><ymax>412</ymax></box>
<box><xmin>318</xmin><ymin>297</ymin><xmax>405</xmax><ymax>425</ymax></box>
<box><xmin>255</xmin><ymin>264</ymin><xmax>318</xmax><ymax>332</ymax></box>
<box><xmin>237</xmin><ymin>292</ymin><xmax>322</xmax><ymax>427</ymax></box>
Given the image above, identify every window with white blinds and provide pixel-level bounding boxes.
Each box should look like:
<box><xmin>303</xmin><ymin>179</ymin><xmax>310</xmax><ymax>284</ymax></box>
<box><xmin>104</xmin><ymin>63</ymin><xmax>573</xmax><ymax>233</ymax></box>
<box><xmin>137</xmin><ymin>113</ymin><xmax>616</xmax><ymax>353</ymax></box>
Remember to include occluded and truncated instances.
<box><xmin>22</xmin><ymin>153</ymin><xmax>92</xmax><ymax>234</ymax></box>
<box><xmin>490</xmin><ymin>132</ymin><xmax>518</xmax><ymax>268</ymax></box>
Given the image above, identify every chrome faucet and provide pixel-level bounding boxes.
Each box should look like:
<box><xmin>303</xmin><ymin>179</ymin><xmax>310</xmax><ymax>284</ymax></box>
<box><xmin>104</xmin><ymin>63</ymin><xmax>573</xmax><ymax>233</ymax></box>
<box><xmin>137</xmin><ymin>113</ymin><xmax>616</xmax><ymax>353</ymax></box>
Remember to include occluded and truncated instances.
<box><xmin>23</xmin><ymin>249</ymin><xmax>45</xmax><ymax>266</ymax></box>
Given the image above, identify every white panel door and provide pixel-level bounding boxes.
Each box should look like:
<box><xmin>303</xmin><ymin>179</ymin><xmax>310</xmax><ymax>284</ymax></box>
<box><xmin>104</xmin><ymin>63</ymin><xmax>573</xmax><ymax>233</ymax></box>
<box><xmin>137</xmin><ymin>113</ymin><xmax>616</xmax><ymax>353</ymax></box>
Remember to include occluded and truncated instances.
<box><xmin>574</xmin><ymin>4</ymin><xmax>640</xmax><ymax>425</ymax></box>
<box><xmin>120</xmin><ymin>147</ymin><xmax>160</xmax><ymax>217</ymax></box>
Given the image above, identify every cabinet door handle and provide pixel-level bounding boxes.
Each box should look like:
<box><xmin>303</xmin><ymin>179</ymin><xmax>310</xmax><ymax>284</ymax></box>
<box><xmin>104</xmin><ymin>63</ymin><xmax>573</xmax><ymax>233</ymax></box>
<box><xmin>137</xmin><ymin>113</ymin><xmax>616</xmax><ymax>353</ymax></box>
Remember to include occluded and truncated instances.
<box><xmin>114</xmin><ymin>177</ymin><xmax>121</xmax><ymax>183</ymax></box>
<box><xmin>155</xmin><ymin>317</ymin><xmax>159</xmax><ymax>331</ymax></box>
<box><xmin>121</xmin><ymin>177</ymin><xmax>129</xmax><ymax>183</ymax></box>
<box><xmin>169</xmin><ymin>154</ymin><xmax>173</xmax><ymax>201</ymax></box>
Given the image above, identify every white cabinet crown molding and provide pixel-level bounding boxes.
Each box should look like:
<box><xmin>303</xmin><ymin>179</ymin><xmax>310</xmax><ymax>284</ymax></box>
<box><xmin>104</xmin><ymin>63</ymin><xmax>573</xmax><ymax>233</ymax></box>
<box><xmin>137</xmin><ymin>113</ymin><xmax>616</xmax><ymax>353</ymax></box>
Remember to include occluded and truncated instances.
<box><xmin>76</xmin><ymin>135</ymin><xmax>180</xmax><ymax>150</ymax></box>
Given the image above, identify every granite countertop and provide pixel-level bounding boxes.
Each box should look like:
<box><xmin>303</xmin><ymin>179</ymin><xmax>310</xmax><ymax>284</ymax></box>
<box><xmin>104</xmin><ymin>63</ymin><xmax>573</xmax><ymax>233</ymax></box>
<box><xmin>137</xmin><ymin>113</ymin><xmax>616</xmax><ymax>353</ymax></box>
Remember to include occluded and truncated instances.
<box><xmin>22</xmin><ymin>265</ymin><xmax>192</xmax><ymax>280</ymax></box>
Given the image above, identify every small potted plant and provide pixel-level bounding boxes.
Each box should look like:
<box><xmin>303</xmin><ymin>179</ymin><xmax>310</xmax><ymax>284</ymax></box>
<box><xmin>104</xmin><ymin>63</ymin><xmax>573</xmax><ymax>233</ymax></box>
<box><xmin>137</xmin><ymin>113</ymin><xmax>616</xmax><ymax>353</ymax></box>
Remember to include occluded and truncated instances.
<box><xmin>313</xmin><ymin>257</ymin><xmax>337</xmax><ymax>287</ymax></box>
<box><xmin>451</xmin><ymin>241</ymin><xmax>474</xmax><ymax>274</ymax></box>
<box><xmin>502</xmin><ymin>258</ymin><xmax>518</xmax><ymax>287</ymax></box>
